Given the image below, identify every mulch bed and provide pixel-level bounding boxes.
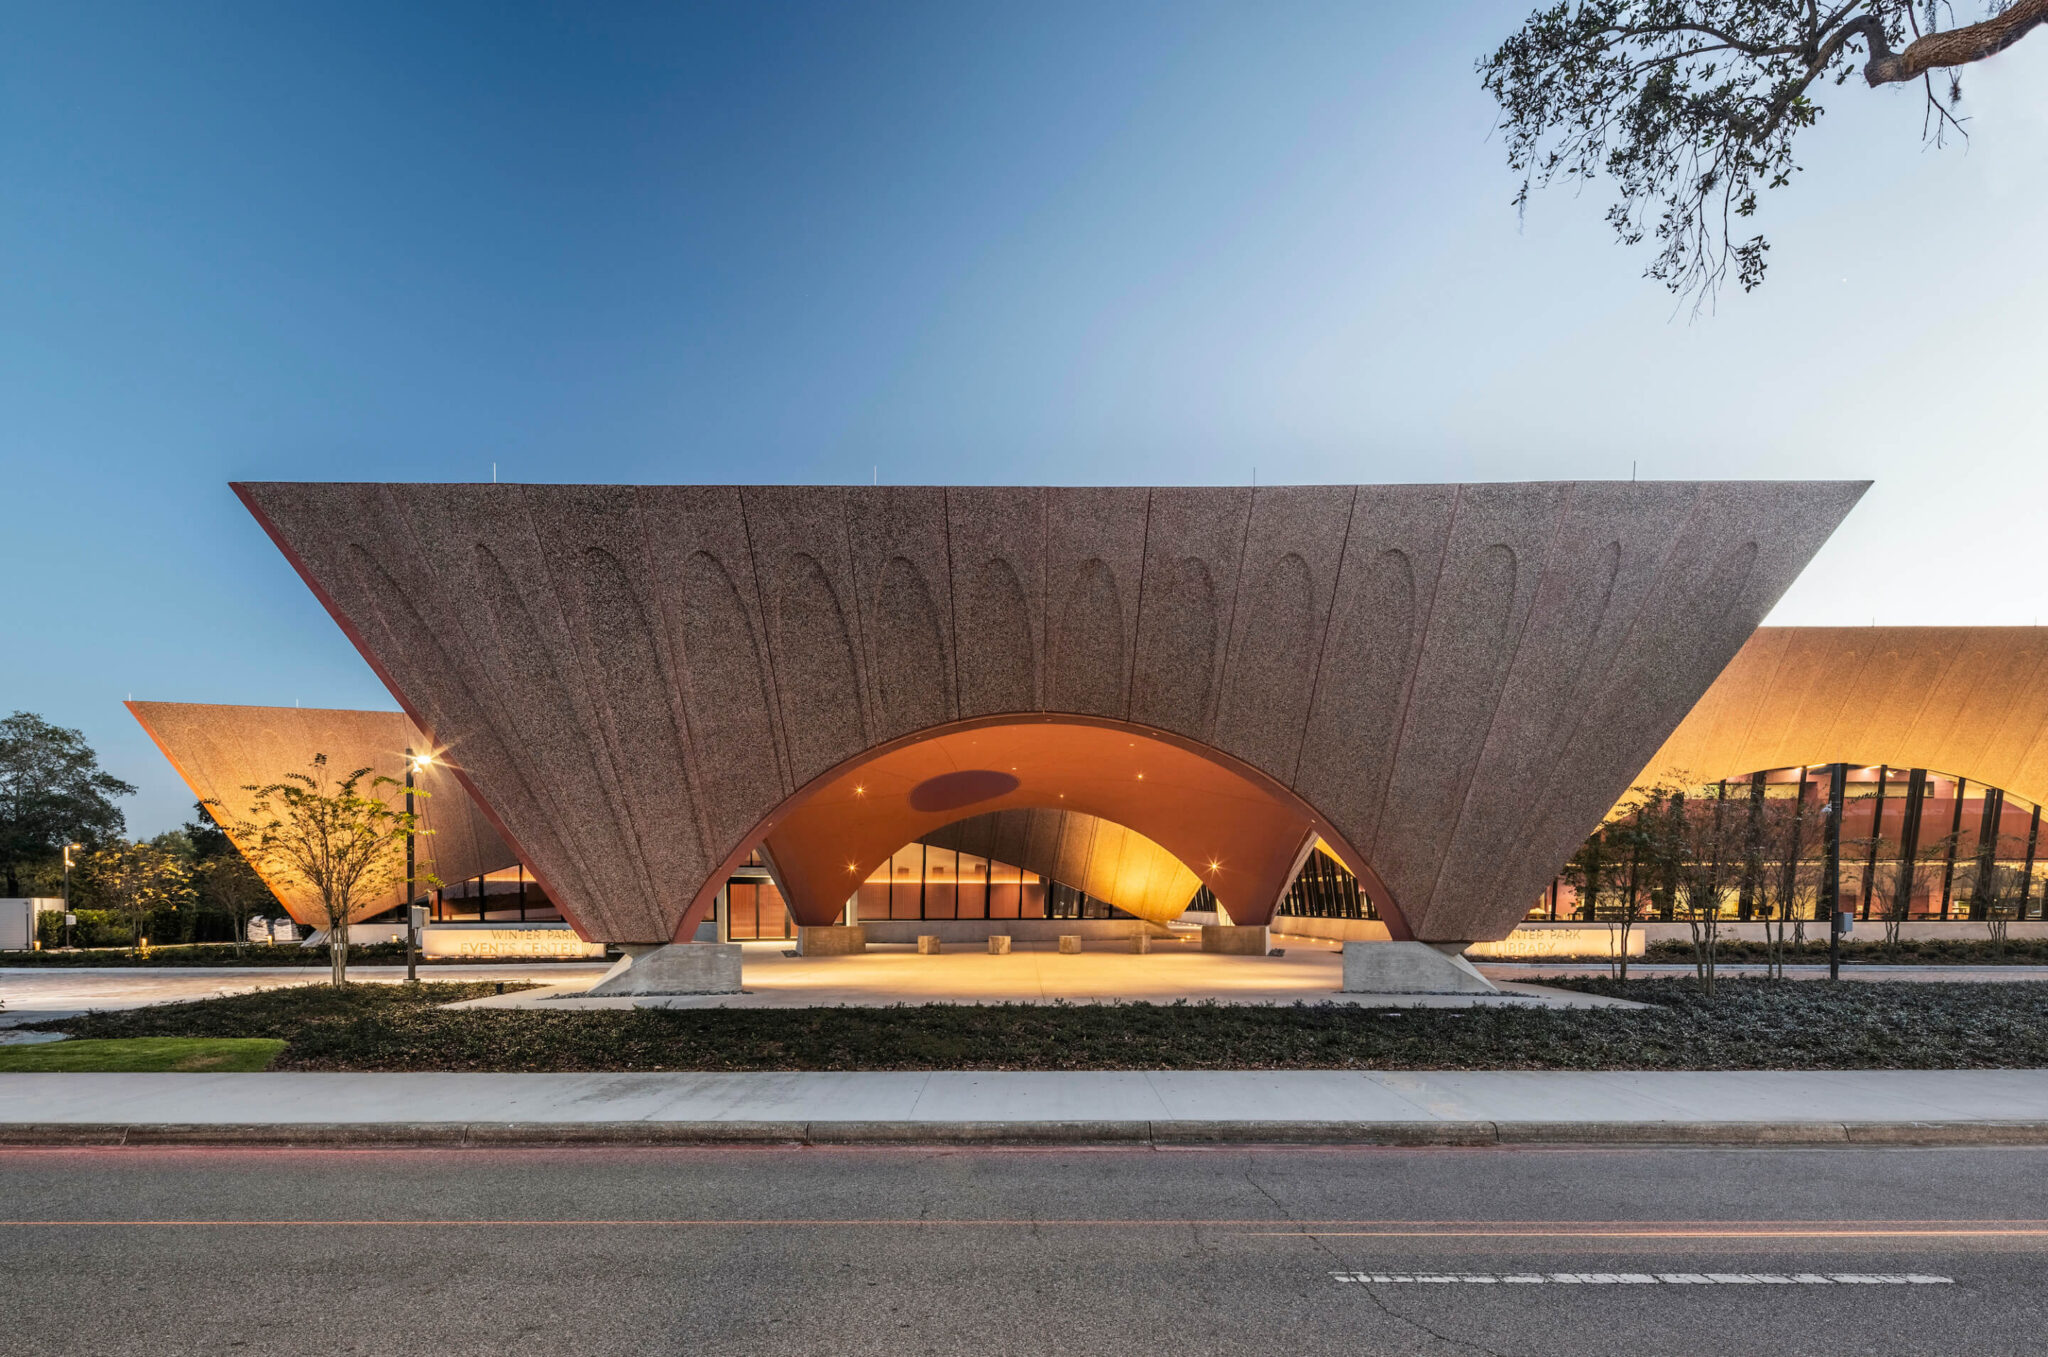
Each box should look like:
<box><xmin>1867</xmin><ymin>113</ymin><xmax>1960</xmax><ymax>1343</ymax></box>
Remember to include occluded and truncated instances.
<box><xmin>26</xmin><ymin>977</ymin><xmax>2048</xmax><ymax>1073</ymax></box>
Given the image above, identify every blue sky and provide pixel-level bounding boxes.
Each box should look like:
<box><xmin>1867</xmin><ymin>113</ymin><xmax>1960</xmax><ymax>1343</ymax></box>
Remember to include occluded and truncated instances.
<box><xmin>4</xmin><ymin>2</ymin><xmax>2045</xmax><ymax>836</ymax></box>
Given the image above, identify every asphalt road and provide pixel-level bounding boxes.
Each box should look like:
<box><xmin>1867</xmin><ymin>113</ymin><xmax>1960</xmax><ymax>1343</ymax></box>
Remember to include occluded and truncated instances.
<box><xmin>3</xmin><ymin>1144</ymin><xmax>2044</xmax><ymax>1355</ymax></box>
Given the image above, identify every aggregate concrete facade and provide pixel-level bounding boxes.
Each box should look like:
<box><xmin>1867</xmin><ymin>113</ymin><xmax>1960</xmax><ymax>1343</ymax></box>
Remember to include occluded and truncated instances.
<box><xmin>127</xmin><ymin>701</ymin><xmax>517</xmax><ymax>927</ymax></box>
<box><xmin>236</xmin><ymin>481</ymin><xmax>1864</xmax><ymax>944</ymax></box>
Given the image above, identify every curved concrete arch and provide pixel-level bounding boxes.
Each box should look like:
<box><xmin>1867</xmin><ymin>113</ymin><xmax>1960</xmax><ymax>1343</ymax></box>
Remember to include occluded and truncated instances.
<box><xmin>915</xmin><ymin>807</ymin><xmax>1201</xmax><ymax>925</ymax></box>
<box><xmin>1640</xmin><ymin>627</ymin><xmax>2048</xmax><ymax>807</ymax></box>
<box><xmin>703</xmin><ymin>714</ymin><xmax>1398</xmax><ymax>938</ymax></box>
<box><xmin>235</xmin><ymin>479</ymin><xmax>1865</xmax><ymax>943</ymax></box>
<box><xmin>127</xmin><ymin>701</ymin><xmax>517</xmax><ymax>927</ymax></box>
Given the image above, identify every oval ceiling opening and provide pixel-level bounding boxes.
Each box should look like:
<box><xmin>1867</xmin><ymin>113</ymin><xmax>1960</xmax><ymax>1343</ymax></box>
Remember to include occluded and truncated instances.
<box><xmin>909</xmin><ymin>769</ymin><xmax>1021</xmax><ymax>813</ymax></box>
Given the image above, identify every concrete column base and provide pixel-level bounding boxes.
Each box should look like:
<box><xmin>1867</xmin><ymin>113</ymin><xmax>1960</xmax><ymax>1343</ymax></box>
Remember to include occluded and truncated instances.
<box><xmin>1201</xmin><ymin>924</ymin><xmax>1270</xmax><ymax>955</ymax></box>
<box><xmin>1130</xmin><ymin>931</ymin><xmax>1151</xmax><ymax>954</ymax></box>
<box><xmin>1057</xmin><ymin>935</ymin><xmax>1082</xmax><ymax>954</ymax></box>
<box><xmin>917</xmin><ymin>934</ymin><xmax>943</xmax><ymax>954</ymax></box>
<box><xmin>585</xmin><ymin>942</ymin><xmax>742</xmax><ymax>996</ymax></box>
<box><xmin>1341</xmin><ymin>941</ymin><xmax>1497</xmax><ymax>994</ymax></box>
<box><xmin>987</xmin><ymin>934</ymin><xmax>1012</xmax><ymax>954</ymax></box>
<box><xmin>798</xmin><ymin>925</ymin><xmax>866</xmax><ymax>956</ymax></box>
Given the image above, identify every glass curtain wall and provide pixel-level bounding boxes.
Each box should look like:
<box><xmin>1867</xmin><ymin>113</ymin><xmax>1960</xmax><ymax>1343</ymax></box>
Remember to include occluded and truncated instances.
<box><xmin>1274</xmin><ymin>850</ymin><xmax>1379</xmax><ymax>920</ymax></box>
<box><xmin>1527</xmin><ymin>764</ymin><xmax>2048</xmax><ymax>923</ymax></box>
<box><xmin>422</xmin><ymin>864</ymin><xmax>562</xmax><ymax>923</ymax></box>
<box><xmin>856</xmin><ymin>843</ymin><xmax>1049</xmax><ymax>921</ymax></box>
<box><xmin>1197</xmin><ymin>848</ymin><xmax>1382</xmax><ymax>922</ymax></box>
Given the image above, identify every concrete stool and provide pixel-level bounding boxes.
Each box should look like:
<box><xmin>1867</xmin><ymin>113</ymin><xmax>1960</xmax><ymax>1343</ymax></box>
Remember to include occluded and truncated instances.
<box><xmin>917</xmin><ymin>935</ymin><xmax>943</xmax><ymax>955</ymax></box>
<box><xmin>987</xmin><ymin>935</ymin><xmax>1012</xmax><ymax>954</ymax></box>
<box><xmin>1129</xmin><ymin>931</ymin><xmax>1151</xmax><ymax>954</ymax></box>
<box><xmin>1057</xmin><ymin>935</ymin><xmax>1082</xmax><ymax>954</ymax></box>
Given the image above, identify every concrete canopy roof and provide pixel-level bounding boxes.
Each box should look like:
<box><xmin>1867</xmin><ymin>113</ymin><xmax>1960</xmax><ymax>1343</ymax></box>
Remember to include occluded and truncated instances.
<box><xmin>127</xmin><ymin>701</ymin><xmax>517</xmax><ymax>927</ymax></box>
<box><xmin>236</xmin><ymin>480</ymin><xmax>1864</xmax><ymax>943</ymax></box>
<box><xmin>1641</xmin><ymin>626</ymin><xmax>2048</xmax><ymax>804</ymax></box>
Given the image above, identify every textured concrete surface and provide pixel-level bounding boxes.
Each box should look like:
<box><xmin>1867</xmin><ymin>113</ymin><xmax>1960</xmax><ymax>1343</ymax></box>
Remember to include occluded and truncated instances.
<box><xmin>796</xmin><ymin>925</ymin><xmax>864</xmax><ymax>955</ymax></box>
<box><xmin>1644</xmin><ymin>625</ymin><xmax>2048</xmax><ymax>805</ymax></box>
<box><xmin>237</xmin><ymin>481</ymin><xmax>1865</xmax><ymax>945</ymax></box>
<box><xmin>1202</xmin><ymin>924</ymin><xmax>1270</xmax><ymax>954</ymax></box>
<box><xmin>3</xmin><ymin>1145</ymin><xmax>2040</xmax><ymax>1356</ymax></box>
<box><xmin>126</xmin><ymin>701</ymin><xmax>516</xmax><ymax>926</ymax></box>
<box><xmin>1342</xmin><ymin>941</ymin><xmax>1499</xmax><ymax>993</ymax></box>
<box><xmin>584</xmin><ymin>943</ymin><xmax>741</xmax><ymax>995</ymax></box>
<box><xmin>853</xmin><ymin>918</ymin><xmax>1151</xmax><ymax>943</ymax></box>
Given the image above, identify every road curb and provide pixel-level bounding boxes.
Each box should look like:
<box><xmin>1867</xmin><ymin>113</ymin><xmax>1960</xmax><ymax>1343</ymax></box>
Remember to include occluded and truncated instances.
<box><xmin>8</xmin><ymin>1119</ymin><xmax>2048</xmax><ymax>1148</ymax></box>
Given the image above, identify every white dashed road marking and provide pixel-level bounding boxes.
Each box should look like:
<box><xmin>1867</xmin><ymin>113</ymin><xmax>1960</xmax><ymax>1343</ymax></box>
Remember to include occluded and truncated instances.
<box><xmin>1333</xmin><ymin>1272</ymin><xmax>1952</xmax><ymax>1286</ymax></box>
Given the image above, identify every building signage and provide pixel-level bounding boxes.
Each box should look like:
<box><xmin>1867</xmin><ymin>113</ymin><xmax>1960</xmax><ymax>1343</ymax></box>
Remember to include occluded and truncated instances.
<box><xmin>421</xmin><ymin>926</ymin><xmax>605</xmax><ymax>959</ymax></box>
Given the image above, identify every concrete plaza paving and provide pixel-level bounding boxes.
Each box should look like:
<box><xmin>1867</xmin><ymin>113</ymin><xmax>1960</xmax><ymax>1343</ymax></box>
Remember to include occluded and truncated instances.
<box><xmin>3</xmin><ymin>942</ymin><xmax>1643</xmax><ymax>1020</ymax></box>
<box><xmin>460</xmin><ymin>938</ymin><xmax>1641</xmax><ymax>1011</ymax></box>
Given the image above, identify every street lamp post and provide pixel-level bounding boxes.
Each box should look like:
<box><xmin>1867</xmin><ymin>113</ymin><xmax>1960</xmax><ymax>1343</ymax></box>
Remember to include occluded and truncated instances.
<box><xmin>1824</xmin><ymin>762</ymin><xmax>1847</xmax><ymax>982</ymax></box>
<box><xmin>404</xmin><ymin>749</ymin><xmax>423</xmax><ymax>983</ymax></box>
<box><xmin>62</xmin><ymin>842</ymin><xmax>81</xmax><ymax>949</ymax></box>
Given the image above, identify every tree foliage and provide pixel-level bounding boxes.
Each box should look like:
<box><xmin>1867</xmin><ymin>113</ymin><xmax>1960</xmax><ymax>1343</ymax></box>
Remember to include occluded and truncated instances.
<box><xmin>215</xmin><ymin>754</ymin><xmax>430</xmax><ymax>987</ymax></box>
<box><xmin>0</xmin><ymin>711</ymin><xmax>135</xmax><ymax>896</ymax></box>
<box><xmin>78</xmin><ymin>839</ymin><xmax>195</xmax><ymax>951</ymax></box>
<box><xmin>1480</xmin><ymin>1</ymin><xmax>2048</xmax><ymax>305</ymax></box>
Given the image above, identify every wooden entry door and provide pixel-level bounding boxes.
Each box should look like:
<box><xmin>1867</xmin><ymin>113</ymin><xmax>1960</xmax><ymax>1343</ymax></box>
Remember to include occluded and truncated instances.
<box><xmin>726</xmin><ymin>880</ymin><xmax>794</xmax><ymax>940</ymax></box>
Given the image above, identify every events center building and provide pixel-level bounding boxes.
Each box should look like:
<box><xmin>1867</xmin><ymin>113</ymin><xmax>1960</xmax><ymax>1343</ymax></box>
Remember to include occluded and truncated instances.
<box><xmin>126</xmin><ymin>479</ymin><xmax>2048</xmax><ymax>991</ymax></box>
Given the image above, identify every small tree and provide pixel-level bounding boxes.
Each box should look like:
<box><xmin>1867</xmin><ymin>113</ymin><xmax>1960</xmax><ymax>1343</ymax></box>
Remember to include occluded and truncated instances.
<box><xmin>1749</xmin><ymin>797</ymin><xmax>1819</xmax><ymax>979</ymax></box>
<box><xmin>1866</xmin><ymin>828</ymin><xmax>1956</xmax><ymax>959</ymax></box>
<box><xmin>1660</xmin><ymin>786</ymin><xmax>1737</xmax><ymax>996</ymax></box>
<box><xmin>1963</xmin><ymin>840</ymin><xmax>2023</xmax><ymax>957</ymax></box>
<box><xmin>217</xmin><ymin>755</ymin><xmax>430</xmax><ymax>987</ymax></box>
<box><xmin>1560</xmin><ymin>822</ymin><xmax>1622</xmax><ymax>976</ymax></box>
<box><xmin>197</xmin><ymin>853</ymin><xmax>273</xmax><ymax>956</ymax></box>
<box><xmin>1585</xmin><ymin>784</ymin><xmax>1687</xmax><ymax>980</ymax></box>
<box><xmin>80</xmin><ymin>839</ymin><xmax>194</xmax><ymax>951</ymax></box>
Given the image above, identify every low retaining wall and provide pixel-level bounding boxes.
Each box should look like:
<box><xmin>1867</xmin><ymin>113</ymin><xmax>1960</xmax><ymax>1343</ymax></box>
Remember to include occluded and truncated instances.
<box><xmin>1270</xmin><ymin>917</ymin><xmax>1392</xmax><ymax>945</ymax></box>
<box><xmin>858</xmin><ymin>919</ymin><xmax>1152</xmax><ymax>944</ymax></box>
<box><xmin>1469</xmin><ymin>926</ymin><xmax>1646</xmax><ymax>959</ymax></box>
<box><xmin>1270</xmin><ymin>919</ymin><xmax>1646</xmax><ymax>957</ymax></box>
<box><xmin>1464</xmin><ymin>919</ymin><xmax>2048</xmax><ymax>959</ymax></box>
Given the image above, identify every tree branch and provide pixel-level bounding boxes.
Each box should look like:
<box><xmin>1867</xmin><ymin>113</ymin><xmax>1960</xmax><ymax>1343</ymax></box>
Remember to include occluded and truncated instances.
<box><xmin>1849</xmin><ymin>0</ymin><xmax>2048</xmax><ymax>85</ymax></box>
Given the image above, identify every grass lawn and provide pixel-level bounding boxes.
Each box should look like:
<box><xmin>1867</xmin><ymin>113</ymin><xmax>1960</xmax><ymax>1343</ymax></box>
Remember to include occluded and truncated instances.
<box><xmin>0</xmin><ymin>1037</ymin><xmax>287</xmax><ymax>1073</ymax></box>
<box><xmin>21</xmin><ymin>977</ymin><xmax>2048</xmax><ymax>1073</ymax></box>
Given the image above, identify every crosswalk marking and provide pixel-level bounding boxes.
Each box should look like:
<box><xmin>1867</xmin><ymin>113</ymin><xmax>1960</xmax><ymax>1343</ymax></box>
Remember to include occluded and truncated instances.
<box><xmin>1332</xmin><ymin>1271</ymin><xmax>1952</xmax><ymax>1286</ymax></box>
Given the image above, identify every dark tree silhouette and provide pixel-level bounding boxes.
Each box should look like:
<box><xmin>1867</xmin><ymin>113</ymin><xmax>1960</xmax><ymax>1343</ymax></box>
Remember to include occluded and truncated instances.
<box><xmin>0</xmin><ymin>711</ymin><xmax>135</xmax><ymax>896</ymax></box>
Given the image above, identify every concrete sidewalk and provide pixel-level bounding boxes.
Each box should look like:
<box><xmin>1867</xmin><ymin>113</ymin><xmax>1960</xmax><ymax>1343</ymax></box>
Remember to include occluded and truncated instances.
<box><xmin>0</xmin><ymin>963</ymin><xmax>609</xmax><ymax>1026</ymax></box>
<box><xmin>6</xmin><ymin>1068</ymin><xmax>2048</xmax><ymax>1147</ymax></box>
